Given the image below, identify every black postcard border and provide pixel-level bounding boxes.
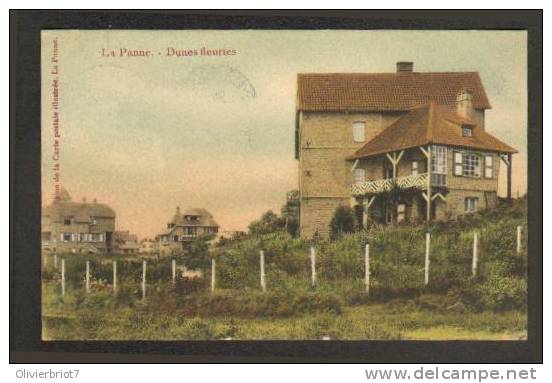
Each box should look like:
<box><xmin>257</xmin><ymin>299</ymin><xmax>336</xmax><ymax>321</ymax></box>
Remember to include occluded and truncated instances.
<box><xmin>9</xmin><ymin>9</ymin><xmax>543</xmax><ymax>364</ymax></box>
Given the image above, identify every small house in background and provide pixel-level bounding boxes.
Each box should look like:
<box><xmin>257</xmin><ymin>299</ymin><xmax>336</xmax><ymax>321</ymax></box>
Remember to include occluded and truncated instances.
<box><xmin>112</xmin><ymin>230</ymin><xmax>140</xmax><ymax>255</ymax></box>
<box><xmin>41</xmin><ymin>187</ymin><xmax>116</xmax><ymax>254</ymax></box>
<box><xmin>156</xmin><ymin>207</ymin><xmax>219</xmax><ymax>256</ymax></box>
<box><xmin>296</xmin><ymin>62</ymin><xmax>517</xmax><ymax>238</ymax></box>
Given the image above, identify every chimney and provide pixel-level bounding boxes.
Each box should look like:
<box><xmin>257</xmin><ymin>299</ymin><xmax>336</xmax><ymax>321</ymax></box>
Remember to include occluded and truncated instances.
<box><xmin>396</xmin><ymin>61</ymin><xmax>414</xmax><ymax>73</ymax></box>
<box><xmin>456</xmin><ymin>89</ymin><xmax>473</xmax><ymax>119</ymax></box>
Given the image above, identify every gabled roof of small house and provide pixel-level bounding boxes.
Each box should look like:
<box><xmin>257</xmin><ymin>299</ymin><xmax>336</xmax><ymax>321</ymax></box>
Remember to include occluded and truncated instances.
<box><xmin>348</xmin><ymin>103</ymin><xmax>517</xmax><ymax>160</ymax></box>
<box><xmin>297</xmin><ymin>72</ymin><xmax>492</xmax><ymax>112</ymax></box>
<box><xmin>42</xmin><ymin>188</ymin><xmax>116</xmax><ymax>220</ymax></box>
<box><xmin>158</xmin><ymin>207</ymin><xmax>219</xmax><ymax>237</ymax></box>
<box><xmin>178</xmin><ymin>208</ymin><xmax>219</xmax><ymax>227</ymax></box>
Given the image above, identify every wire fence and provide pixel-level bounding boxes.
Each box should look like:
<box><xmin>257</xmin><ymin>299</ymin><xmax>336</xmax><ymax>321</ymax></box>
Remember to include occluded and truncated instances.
<box><xmin>42</xmin><ymin>225</ymin><xmax>526</xmax><ymax>300</ymax></box>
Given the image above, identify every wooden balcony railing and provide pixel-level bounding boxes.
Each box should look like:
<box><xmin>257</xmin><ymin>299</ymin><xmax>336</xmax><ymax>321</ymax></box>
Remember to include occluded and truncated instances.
<box><xmin>351</xmin><ymin>173</ymin><xmax>447</xmax><ymax>196</ymax></box>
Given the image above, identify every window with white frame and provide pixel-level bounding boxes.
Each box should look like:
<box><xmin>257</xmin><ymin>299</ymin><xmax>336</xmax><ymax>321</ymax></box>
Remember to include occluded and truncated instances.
<box><xmin>462</xmin><ymin>126</ymin><xmax>473</xmax><ymax>137</ymax></box>
<box><xmin>465</xmin><ymin>197</ymin><xmax>479</xmax><ymax>213</ymax></box>
<box><xmin>353</xmin><ymin>168</ymin><xmax>366</xmax><ymax>184</ymax></box>
<box><xmin>484</xmin><ymin>155</ymin><xmax>493</xmax><ymax>178</ymax></box>
<box><xmin>431</xmin><ymin>145</ymin><xmax>447</xmax><ymax>174</ymax></box>
<box><xmin>454</xmin><ymin>152</ymin><xmax>463</xmax><ymax>176</ymax></box>
<box><xmin>353</xmin><ymin>121</ymin><xmax>365</xmax><ymax>142</ymax></box>
<box><xmin>462</xmin><ymin>153</ymin><xmax>481</xmax><ymax>177</ymax></box>
<box><xmin>411</xmin><ymin>161</ymin><xmax>419</xmax><ymax>175</ymax></box>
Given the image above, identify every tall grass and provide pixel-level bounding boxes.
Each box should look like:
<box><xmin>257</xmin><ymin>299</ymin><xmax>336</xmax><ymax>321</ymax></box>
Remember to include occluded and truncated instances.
<box><xmin>43</xmin><ymin>199</ymin><xmax>527</xmax><ymax>313</ymax></box>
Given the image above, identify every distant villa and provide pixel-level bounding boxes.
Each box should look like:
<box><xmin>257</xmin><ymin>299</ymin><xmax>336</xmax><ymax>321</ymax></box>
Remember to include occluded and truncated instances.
<box><xmin>156</xmin><ymin>207</ymin><xmax>219</xmax><ymax>256</ymax></box>
<box><xmin>41</xmin><ymin>187</ymin><xmax>116</xmax><ymax>254</ymax></box>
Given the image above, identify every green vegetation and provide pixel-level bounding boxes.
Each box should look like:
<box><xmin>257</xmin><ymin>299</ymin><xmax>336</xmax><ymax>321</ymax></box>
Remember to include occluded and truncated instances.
<box><xmin>42</xmin><ymin>198</ymin><xmax>528</xmax><ymax>340</ymax></box>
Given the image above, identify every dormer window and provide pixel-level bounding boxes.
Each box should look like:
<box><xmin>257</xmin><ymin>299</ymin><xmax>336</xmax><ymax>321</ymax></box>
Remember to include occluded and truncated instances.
<box><xmin>462</xmin><ymin>126</ymin><xmax>473</xmax><ymax>137</ymax></box>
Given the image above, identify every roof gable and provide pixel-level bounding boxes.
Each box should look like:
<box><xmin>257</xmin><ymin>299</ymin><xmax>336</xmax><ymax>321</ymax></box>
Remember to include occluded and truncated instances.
<box><xmin>349</xmin><ymin>103</ymin><xmax>516</xmax><ymax>159</ymax></box>
<box><xmin>297</xmin><ymin>72</ymin><xmax>492</xmax><ymax>112</ymax></box>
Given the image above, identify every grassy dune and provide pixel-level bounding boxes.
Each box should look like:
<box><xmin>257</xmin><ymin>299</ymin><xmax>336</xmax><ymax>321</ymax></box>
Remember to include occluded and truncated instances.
<box><xmin>42</xmin><ymin>198</ymin><xmax>527</xmax><ymax>340</ymax></box>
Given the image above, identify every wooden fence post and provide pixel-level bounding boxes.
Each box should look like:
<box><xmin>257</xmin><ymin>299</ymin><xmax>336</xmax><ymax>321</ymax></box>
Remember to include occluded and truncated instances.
<box><xmin>472</xmin><ymin>232</ymin><xmax>478</xmax><ymax>277</ymax></box>
<box><xmin>211</xmin><ymin>258</ymin><xmax>216</xmax><ymax>292</ymax></box>
<box><xmin>172</xmin><ymin>259</ymin><xmax>176</xmax><ymax>285</ymax></box>
<box><xmin>517</xmin><ymin>225</ymin><xmax>522</xmax><ymax>255</ymax></box>
<box><xmin>85</xmin><ymin>260</ymin><xmax>90</xmax><ymax>293</ymax></box>
<box><xmin>142</xmin><ymin>260</ymin><xmax>147</xmax><ymax>300</ymax></box>
<box><xmin>365</xmin><ymin>243</ymin><xmax>370</xmax><ymax>295</ymax></box>
<box><xmin>112</xmin><ymin>260</ymin><xmax>117</xmax><ymax>295</ymax></box>
<box><xmin>260</xmin><ymin>250</ymin><xmax>266</xmax><ymax>293</ymax></box>
<box><xmin>310</xmin><ymin>246</ymin><xmax>316</xmax><ymax>288</ymax></box>
<box><xmin>61</xmin><ymin>258</ymin><xmax>65</xmax><ymax>296</ymax></box>
<box><xmin>424</xmin><ymin>232</ymin><xmax>430</xmax><ymax>286</ymax></box>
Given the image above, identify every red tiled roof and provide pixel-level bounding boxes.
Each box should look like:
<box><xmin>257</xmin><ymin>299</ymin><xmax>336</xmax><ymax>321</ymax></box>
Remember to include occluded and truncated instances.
<box><xmin>349</xmin><ymin>103</ymin><xmax>516</xmax><ymax>159</ymax></box>
<box><xmin>297</xmin><ymin>72</ymin><xmax>492</xmax><ymax>112</ymax></box>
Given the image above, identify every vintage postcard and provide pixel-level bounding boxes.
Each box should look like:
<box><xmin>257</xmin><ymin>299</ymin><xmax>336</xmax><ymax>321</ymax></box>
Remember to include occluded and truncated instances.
<box><xmin>40</xmin><ymin>29</ymin><xmax>528</xmax><ymax>341</ymax></box>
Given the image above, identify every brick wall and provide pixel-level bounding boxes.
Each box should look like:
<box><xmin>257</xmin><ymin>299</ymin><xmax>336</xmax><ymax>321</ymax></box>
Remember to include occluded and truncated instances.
<box><xmin>298</xmin><ymin>111</ymin><xmax>404</xmax><ymax>238</ymax></box>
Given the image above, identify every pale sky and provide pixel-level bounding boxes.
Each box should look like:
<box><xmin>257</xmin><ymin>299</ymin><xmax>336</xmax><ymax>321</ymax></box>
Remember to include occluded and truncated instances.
<box><xmin>41</xmin><ymin>30</ymin><xmax>527</xmax><ymax>238</ymax></box>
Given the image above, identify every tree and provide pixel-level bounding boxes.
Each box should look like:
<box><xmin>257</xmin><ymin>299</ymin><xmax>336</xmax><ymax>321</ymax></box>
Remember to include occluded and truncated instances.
<box><xmin>183</xmin><ymin>239</ymin><xmax>210</xmax><ymax>272</ymax></box>
<box><xmin>329</xmin><ymin>206</ymin><xmax>357</xmax><ymax>240</ymax></box>
<box><xmin>248</xmin><ymin>210</ymin><xmax>285</xmax><ymax>236</ymax></box>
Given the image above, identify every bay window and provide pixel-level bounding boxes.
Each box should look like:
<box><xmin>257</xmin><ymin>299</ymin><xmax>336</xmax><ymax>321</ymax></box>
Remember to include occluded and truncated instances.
<box><xmin>431</xmin><ymin>146</ymin><xmax>447</xmax><ymax>174</ymax></box>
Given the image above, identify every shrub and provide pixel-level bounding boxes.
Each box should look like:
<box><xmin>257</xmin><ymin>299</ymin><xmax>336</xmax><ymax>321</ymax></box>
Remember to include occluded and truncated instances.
<box><xmin>248</xmin><ymin>210</ymin><xmax>285</xmax><ymax>235</ymax></box>
<box><xmin>329</xmin><ymin>206</ymin><xmax>357</xmax><ymax>240</ymax></box>
<box><xmin>183</xmin><ymin>239</ymin><xmax>210</xmax><ymax>272</ymax></box>
<box><xmin>453</xmin><ymin>275</ymin><xmax>527</xmax><ymax>312</ymax></box>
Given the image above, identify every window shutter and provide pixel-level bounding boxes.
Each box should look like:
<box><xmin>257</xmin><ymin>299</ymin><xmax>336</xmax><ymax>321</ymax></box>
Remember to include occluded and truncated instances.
<box><xmin>454</xmin><ymin>152</ymin><xmax>463</xmax><ymax>176</ymax></box>
<box><xmin>484</xmin><ymin>155</ymin><xmax>493</xmax><ymax>178</ymax></box>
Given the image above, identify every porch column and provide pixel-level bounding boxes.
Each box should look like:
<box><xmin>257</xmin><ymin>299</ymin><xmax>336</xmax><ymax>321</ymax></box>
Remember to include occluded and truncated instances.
<box><xmin>427</xmin><ymin>146</ymin><xmax>431</xmax><ymax>221</ymax></box>
<box><xmin>362</xmin><ymin>198</ymin><xmax>368</xmax><ymax>229</ymax></box>
<box><xmin>386</xmin><ymin>150</ymin><xmax>405</xmax><ymax>179</ymax></box>
<box><xmin>362</xmin><ymin>196</ymin><xmax>375</xmax><ymax>229</ymax></box>
<box><xmin>507</xmin><ymin>153</ymin><xmax>512</xmax><ymax>201</ymax></box>
<box><xmin>419</xmin><ymin>145</ymin><xmax>432</xmax><ymax>222</ymax></box>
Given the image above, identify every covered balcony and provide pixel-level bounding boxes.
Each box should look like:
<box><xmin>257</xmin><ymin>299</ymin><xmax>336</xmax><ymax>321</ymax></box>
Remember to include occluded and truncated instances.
<box><xmin>351</xmin><ymin>172</ymin><xmax>447</xmax><ymax>196</ymax></box>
